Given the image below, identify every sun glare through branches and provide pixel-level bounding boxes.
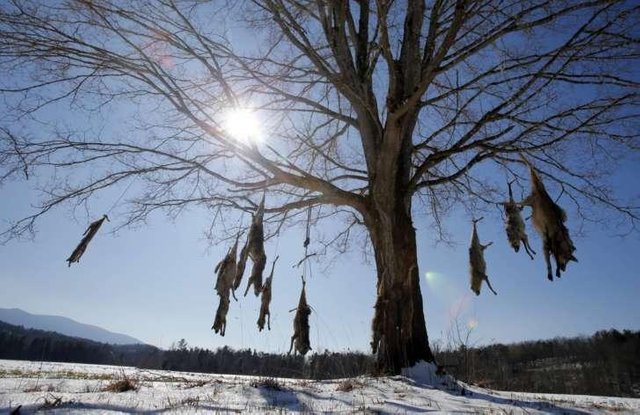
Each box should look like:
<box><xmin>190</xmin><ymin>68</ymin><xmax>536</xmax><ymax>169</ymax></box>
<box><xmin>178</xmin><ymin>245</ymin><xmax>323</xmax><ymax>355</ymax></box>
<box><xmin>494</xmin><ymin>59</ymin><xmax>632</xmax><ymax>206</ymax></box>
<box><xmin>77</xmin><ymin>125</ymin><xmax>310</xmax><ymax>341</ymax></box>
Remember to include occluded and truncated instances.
<box><xmin>223</xmin><ymin>108</ymin><xmax>262</xmax><ymax>144</ymax></box>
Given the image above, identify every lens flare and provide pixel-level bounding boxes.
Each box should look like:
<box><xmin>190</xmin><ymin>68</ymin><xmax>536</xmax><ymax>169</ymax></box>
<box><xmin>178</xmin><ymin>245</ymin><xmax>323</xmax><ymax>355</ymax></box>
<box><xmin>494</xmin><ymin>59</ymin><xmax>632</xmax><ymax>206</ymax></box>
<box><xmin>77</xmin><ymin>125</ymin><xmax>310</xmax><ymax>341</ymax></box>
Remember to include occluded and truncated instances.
<box><xmin>467</xmin><ymin>318</ymin><xmax>478</xmax><ymax>330</ymax></box>
<box><xmin>448</xmin><ymin>294</ymin><xmax>472</xmax><ymax>321</ymax></box>
<box><xmin>424</xmin><ymin>271</ymin><xmax>438</xmax><ymax>282</ymax></box>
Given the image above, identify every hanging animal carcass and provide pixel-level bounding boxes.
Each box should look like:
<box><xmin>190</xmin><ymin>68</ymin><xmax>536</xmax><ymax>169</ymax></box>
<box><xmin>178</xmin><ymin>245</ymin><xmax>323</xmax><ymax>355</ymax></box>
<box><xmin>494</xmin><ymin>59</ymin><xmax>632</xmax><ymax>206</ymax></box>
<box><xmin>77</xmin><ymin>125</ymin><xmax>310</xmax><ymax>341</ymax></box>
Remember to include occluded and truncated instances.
<box><xmin>214</xmin><ymin>235</ymin><xmax>239</xmax><ymax>297</ymax></box>
<box><xmin>212</xmin><ymin>296</ymin><xmax>230</xmax><ymax>336</ymax></box>
<box><xmin>258</xmin><ymin>257</ymin><xmax>278</xmax><ymax>331</ymax></box>
<box><xmin>503</xmin><ymin>181</ymin><xmax>536</xmax><ymax>260</ymax></box>
<box><xmin>66</xmin><ymin>214</ymin><xmax>109</xmax><ymax>267</ymax></box>
<box><xmin>521</xmin><ymin>158</ymin><xmax>577</xmax><ymax>280</ymax></box>
<box><xmin>238</xmin><ymin>198</ymin><xmax>267</xmax><ymax>297</ymax></box>
<box><xmin>233</xmin><ymin>243</ymin><xmax>248</xmax><ymax>293</ymax></box>
<box><xmin>211</xmin><ymin>237</ymin><xmax>240</xmax><ymax>336</ymax></box>
<box><xmin>469</xmin><ymin>218</ymin><xmax>497</xmax><ymax>296</ymax></box>
<box><xmin>289</xmin><ymin>280</ymin><xmax>311</xmax><ymax>356</ymax></box>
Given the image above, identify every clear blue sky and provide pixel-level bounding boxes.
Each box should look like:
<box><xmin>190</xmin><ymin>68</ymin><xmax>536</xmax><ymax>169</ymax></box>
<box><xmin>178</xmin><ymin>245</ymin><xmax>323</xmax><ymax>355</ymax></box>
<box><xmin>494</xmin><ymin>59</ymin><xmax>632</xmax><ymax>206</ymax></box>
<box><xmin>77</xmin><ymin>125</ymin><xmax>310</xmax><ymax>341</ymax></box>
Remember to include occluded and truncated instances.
<box><xmin>1</xmin><ymin>166</ymin><xmax>639</xmax><ymax>352</ymax></box>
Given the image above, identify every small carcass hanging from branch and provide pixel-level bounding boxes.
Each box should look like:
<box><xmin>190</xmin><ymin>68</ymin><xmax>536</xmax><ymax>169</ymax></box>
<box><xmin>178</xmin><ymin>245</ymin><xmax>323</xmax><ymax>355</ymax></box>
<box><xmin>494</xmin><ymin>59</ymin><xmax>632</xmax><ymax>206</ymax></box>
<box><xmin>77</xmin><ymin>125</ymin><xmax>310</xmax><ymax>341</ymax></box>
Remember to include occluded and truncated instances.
<box><xmin>212</xmin><ymin>296</ymin><xmax>230</xmax><ymax>336</ymax></box>
<box><xmin>66</xmin><ymin>214</ymin><xmax>109</xmax><ymax>267</ymax></box>
<box><xmin>289</xmin><ymin>279</ymin><xmax>311</xmax><ymax>356</ymax></box>
<box><xmin>212</xmin><ymin>234</ymin><xmax>240</xmax><ymax>336</ymax></box>
<box><xmin>503</xmin><ymin>181</ymin><xmax>536</xmax><ymax>260</ymax></box>
<box><xmin>237</xmin><ymin>197</ymin><xmax>267</xmax><ymax>297</ymax></box>
<box><xmin>258</xmin><ymin>256</ymin><xmax>279</xmax><ymax>331</ymax></box>
<box><xmin>233</xmin><ymin>240</ymin><xmax>248</xmax><ymax>294</ymax></box>
<box><xmin>520</xmin><ymin>156</ymin><xmax>577</xmax><ymax>281</ymax></box>
<box><xmin>214</xmin><ymin>233</ymin><xmax>240</xmax><ymax>297</ymax></box>
<box><xmin>469</xmin><ymin>218</ymin><xmax>497</xmax><ymax>296</ymax></box>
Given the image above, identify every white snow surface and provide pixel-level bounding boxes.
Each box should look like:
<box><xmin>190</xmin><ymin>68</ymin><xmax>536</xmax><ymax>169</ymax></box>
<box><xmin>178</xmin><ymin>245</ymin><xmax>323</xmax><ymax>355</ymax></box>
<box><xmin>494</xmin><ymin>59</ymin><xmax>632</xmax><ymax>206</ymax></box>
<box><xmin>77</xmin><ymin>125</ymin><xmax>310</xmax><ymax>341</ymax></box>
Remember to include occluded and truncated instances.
<box><xmin>1</xmin><ymin>359</ymin><xmax>638</xmax><ymax>414</ymax></box>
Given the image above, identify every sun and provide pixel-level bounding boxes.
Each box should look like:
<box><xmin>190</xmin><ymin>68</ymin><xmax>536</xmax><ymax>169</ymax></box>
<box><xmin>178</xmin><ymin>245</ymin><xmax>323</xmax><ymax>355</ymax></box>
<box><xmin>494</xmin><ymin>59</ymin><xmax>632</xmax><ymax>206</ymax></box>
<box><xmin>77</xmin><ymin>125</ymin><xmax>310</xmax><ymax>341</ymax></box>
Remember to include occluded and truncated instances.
<box><xmin>223</xmin><ymin>108</ymin><xmax>262</xmax><ymax>143</ymax></box>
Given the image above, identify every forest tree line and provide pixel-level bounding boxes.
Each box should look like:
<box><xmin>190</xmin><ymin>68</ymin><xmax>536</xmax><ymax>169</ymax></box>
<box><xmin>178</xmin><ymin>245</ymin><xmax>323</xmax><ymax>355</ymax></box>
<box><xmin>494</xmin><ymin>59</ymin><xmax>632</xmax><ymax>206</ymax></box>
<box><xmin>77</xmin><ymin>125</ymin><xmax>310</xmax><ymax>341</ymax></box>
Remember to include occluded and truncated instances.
<box><xmin>436</xmin><ymin>329</ymin><xmax>640</xmax><ymax>397</ymax></box>
<box><xmin>0</xmin><ymin>321</ymin><xmax>637</xmax><ymax>397</ymax></box>
<box><xmin>0</xmin><ymin>321</ymin><xmax>371</xmax><ymax>379</ymax></box>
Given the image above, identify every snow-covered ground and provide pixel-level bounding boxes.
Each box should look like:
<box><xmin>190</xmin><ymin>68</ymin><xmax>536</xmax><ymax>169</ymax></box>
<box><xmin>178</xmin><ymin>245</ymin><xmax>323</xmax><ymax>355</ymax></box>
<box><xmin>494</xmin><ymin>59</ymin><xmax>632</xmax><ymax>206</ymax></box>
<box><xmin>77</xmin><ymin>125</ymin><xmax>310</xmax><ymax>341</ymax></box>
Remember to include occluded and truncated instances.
<box><xmin>1</xmin><ymin>359</ymin><xmax>638</xmax><ymax>414</ymax></box>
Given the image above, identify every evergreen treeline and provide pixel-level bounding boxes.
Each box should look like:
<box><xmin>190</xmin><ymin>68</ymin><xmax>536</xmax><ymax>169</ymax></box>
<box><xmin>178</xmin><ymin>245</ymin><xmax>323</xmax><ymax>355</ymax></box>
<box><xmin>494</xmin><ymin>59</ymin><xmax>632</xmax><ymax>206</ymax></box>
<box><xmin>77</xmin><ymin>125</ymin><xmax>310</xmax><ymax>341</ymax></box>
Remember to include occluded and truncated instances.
<box><xmin>437</xmin><ymin>329</ymin><xmax>640</xmax><ymax>397</ymax></box>
<box><xmin>0</xmin><ymin>321</ymin><xmax>372</xmax><ymax>379</ymax></box>
<box><xmin>160</xmin><ymin>339</ymin><xmax>373</xmax><ymax>379</ymax></box>
<box><xmin>1</xmin><ymin>321</ymin><xmax>638</xmax><ymax>397</ymax></box>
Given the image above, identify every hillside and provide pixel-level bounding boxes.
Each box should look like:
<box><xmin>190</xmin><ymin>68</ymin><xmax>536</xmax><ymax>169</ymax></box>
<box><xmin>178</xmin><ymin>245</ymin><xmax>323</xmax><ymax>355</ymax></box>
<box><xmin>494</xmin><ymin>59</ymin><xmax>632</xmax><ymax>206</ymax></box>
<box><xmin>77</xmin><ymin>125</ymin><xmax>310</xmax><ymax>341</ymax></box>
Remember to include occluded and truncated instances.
<box><xmin>0</xmin><ymin>321</ymin><xmax>159</xmax><ymax>368</ymax></box>
<box><xmin>0</xmin><ymin>308</ymin><xmax>143</xmax><ymax>345</ymax></box>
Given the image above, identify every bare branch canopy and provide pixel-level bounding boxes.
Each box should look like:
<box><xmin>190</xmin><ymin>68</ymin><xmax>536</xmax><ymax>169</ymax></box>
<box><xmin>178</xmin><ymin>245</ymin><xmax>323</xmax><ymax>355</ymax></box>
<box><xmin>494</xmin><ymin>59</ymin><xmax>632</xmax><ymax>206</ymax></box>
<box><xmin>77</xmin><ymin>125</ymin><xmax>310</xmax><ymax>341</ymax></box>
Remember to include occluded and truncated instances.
<box><xmin>0</xmin><ymin>0</ymin><xmax>638</xmax><ymax>373</ymax></box>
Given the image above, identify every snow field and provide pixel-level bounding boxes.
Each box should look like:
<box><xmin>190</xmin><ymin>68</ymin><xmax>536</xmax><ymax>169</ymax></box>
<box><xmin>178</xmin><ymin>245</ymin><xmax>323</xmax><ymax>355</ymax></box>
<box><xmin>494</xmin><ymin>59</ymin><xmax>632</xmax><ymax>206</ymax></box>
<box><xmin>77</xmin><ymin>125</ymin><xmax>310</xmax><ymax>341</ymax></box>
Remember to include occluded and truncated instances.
<box><xmin>1</xmin><ymin>359</ymin><xmax>639</xmax><ymax>414</ymax></box>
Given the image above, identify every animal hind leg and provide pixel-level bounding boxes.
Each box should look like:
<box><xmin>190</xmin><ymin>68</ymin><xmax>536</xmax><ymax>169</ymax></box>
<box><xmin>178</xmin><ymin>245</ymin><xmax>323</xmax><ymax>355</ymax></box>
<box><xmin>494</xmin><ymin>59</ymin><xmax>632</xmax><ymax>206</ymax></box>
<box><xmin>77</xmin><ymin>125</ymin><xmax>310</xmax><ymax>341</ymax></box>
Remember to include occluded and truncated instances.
<box><xmin>543</xmin><ymin>239</ymin><xmax>553</xmax><ymax>281</ymax></box>
<box><xmin>484</xmin><ymin>275</ymin><xmax>498</xmax><ymax>295</ymax></box>
<box><xmin>522</xmin><ymin>236</ymin><xmax>536</xmax><ymax>260</ymax></box>
<box><xmin>554</xmin><ymin>253</ymin><xmax>563</xmax><ymax>279</ymax></box>
<box><xmin>244</xmin><ymin>249</ymin><xmax>267</xmax><ymax>297</ymax></box>
<box><xmin>288</xmin><ymin>334</ymin><xmax>297</xmax><ymax>354</ymax></box>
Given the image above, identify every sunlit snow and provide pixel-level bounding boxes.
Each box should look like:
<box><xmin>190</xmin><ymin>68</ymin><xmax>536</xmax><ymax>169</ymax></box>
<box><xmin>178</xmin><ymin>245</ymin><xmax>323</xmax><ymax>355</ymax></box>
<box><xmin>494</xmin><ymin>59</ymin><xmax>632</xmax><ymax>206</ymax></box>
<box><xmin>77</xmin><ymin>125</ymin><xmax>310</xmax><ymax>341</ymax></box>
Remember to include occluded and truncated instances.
<box><xmin>1</xmin><ymin>360</ymin><xmax>638</xmax><ymax>414</ymax></box>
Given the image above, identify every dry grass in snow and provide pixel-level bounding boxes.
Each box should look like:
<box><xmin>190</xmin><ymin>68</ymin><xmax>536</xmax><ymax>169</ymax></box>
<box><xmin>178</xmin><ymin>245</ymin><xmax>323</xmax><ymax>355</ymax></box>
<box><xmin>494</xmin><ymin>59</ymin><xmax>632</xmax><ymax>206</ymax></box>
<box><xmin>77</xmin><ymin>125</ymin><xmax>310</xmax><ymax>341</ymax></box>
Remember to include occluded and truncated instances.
<box><xmin>1</xmin><ymin>359</ymin><xmax>638</xmax><ymax>414</ymax></box>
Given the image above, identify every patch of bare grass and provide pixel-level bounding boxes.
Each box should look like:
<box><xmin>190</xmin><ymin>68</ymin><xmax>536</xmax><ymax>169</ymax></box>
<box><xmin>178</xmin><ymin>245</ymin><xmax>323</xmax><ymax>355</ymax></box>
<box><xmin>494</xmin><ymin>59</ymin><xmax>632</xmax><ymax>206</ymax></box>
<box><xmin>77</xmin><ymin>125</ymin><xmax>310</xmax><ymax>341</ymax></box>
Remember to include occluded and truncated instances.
<box><xmin>250</xmin><ymin>377</ymin><xmax>285</xmax><ymax>391</ymax></box>
<box><xmin>336</xmin><ymin>379</ymin><xmax>364</xmax><ymax>392</ymax></box>
<box><xmin>165</xmin><ymin>396</ymin><xmax>205</xmax><ymax>410</ymax></box>
<box><xmin>38</xmin><ymin>394</ymin><xmax>68</xmax><ymax>409</ymax></box>
<box><xmin>23</xmin><ymin>384</ymin><xmax>57</xmax><ymax>393</ymax></box>
<box><xmin>180</xmin><ymin>397</ymin><xmax>201</xmax><ymax>407</ymax></box>
<box><xmin>1</xmin><ymin>368</ymin><xmax>114</xmax><ymax>381</ymax></box>
<box><xmin>589</xmin><ymin>402</ymin><xmax>627</xmax><ymax>412</ymax></box>
<box><xmin>103</xmin><ymin>374</ymin><xmax>139</xmax><ymax>393</ymax></box>
<box><xmin>182</xmin><ymin>379</ymin><xmax>208</xmax><ymax>389</ymax></box>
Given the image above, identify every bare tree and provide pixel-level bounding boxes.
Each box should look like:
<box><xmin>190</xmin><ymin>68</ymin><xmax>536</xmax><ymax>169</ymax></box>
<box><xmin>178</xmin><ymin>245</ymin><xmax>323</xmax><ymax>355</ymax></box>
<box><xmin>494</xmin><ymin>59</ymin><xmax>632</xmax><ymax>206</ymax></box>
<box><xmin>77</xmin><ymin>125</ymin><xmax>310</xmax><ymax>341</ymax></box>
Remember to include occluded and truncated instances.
<box><xmin>0</xmin><ymin>0</ymin><xmax>638</xmax><ymax>374</ymax></box>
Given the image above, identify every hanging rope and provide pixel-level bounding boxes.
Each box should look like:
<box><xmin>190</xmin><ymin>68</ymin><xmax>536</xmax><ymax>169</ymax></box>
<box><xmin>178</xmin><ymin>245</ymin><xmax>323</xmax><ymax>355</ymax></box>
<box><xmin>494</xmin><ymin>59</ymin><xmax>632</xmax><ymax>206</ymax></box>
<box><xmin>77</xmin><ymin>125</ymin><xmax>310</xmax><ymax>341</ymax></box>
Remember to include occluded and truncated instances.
<box><xmin>107</xmin><ymin>177</ymin><xmax>136</xmax><ymax>215</ymax></box>
<box><xmin>301</xmin><ymin>206</ymin><xmax>312</xmax><ymax>283</ymax></box>
<box><xmin>303</xmin><ymin>206</ymin><xmax>311</xmax><ymax>249</ymax></box>
<box><xmin>288</xmin><ymin>206</ymin><xmax>313</xmax><ymax>355</ymax></box>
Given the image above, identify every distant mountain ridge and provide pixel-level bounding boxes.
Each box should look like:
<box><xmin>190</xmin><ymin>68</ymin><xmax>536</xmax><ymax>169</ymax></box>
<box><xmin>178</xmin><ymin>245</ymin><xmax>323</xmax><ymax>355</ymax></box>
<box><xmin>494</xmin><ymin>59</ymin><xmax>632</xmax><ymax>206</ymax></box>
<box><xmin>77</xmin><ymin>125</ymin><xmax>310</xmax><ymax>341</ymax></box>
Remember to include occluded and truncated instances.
<box><xmin>0</xmin><ymin>308</ymin><xmax>143</xmax><ymax>345</ymax></box>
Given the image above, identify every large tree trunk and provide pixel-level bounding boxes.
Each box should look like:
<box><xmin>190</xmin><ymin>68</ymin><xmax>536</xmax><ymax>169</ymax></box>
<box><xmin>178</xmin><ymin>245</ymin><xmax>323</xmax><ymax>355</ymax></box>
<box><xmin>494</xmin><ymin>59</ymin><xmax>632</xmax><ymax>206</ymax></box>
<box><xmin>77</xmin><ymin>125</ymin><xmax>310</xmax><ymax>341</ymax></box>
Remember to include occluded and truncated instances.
<box><xmin>362</xmin><ymin>107</ymin><xmax>435</xmax><ymax>374</ymax></box>
<box><xmin>368</xmin><ymin>202</ymin><xmax>435</xmax><ymax>374</ymax></box>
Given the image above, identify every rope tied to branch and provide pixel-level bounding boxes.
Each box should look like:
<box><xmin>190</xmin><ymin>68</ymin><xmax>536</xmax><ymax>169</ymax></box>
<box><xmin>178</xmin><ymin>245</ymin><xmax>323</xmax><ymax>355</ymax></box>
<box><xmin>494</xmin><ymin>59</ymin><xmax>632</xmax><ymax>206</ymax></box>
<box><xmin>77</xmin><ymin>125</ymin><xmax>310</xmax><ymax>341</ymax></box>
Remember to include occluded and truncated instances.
<box><xmin>289</xmin><ymin>207</ymin><xmax>313</xmax><ymax>355</ymax></box>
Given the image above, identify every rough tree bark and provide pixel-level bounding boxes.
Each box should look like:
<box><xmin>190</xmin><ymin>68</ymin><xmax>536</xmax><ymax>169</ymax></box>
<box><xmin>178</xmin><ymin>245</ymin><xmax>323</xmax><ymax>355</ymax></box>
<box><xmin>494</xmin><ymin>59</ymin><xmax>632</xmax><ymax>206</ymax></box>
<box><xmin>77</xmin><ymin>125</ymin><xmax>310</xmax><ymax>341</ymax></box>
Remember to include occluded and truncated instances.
<box><xmin>368</xmin><ymin>206</ymin><xmax>434</xmax><ymax>373</ymax></box>
<box><xmin>365</xmin><ymin>112</ymin><xmax>435</xmax><ymax>373</ymax></box>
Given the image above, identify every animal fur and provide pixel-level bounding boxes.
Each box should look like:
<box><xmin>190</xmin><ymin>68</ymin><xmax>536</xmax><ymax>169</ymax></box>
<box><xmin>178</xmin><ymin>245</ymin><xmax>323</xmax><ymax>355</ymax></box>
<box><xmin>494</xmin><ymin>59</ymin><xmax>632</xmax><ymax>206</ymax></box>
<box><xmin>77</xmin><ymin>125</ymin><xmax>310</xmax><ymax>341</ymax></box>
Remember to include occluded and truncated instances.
<box><xmin>521</xmin><ymin>158</ymin><xmax>577</xmax><ymax>280</ymax></box>
<box><xmin>242</xmin><ymin>198</ymin><xmax>267</xmax><ymax>297</ymax></box>
<box><xmin>469</xmin><ymin>218</ymin><xmax>497</xmax><ymax>296</ymax></box>
<box><xmin>212</xmin><ymin>295</ymin><xmax>230</xmax><ymax>336</ymax></box>
<box><xmin>258</xmin><ymin>256</ymin><xmax>279</xmax><ymax>331</ymax></box>
<box><xmin>289</xmin><ymin>281</ymin><xmax>311</xmax><ymax>356</ymax></box>
<box><xmin>215</xmin><ymin>237</ymin><xmax>239</xmax><ymax>297</ymax></box>
<box><xmin>212</xmin><ymin>237</ymin><xmax>240</xmax><ymax>336</ymax></box>
<box><xmin>66</xmin><ymin>215</ymin><xmax>109</xmax><ymax>267</ymax></box>
<box><xmin>233</xmin><ymin>243</ymin><xmax>248</xmax><ymax>292</ymax></box>
<box><xmin>503</xmin><ymin>181</ymin><xmax>536</xmax><ymax>260</ymax></box>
